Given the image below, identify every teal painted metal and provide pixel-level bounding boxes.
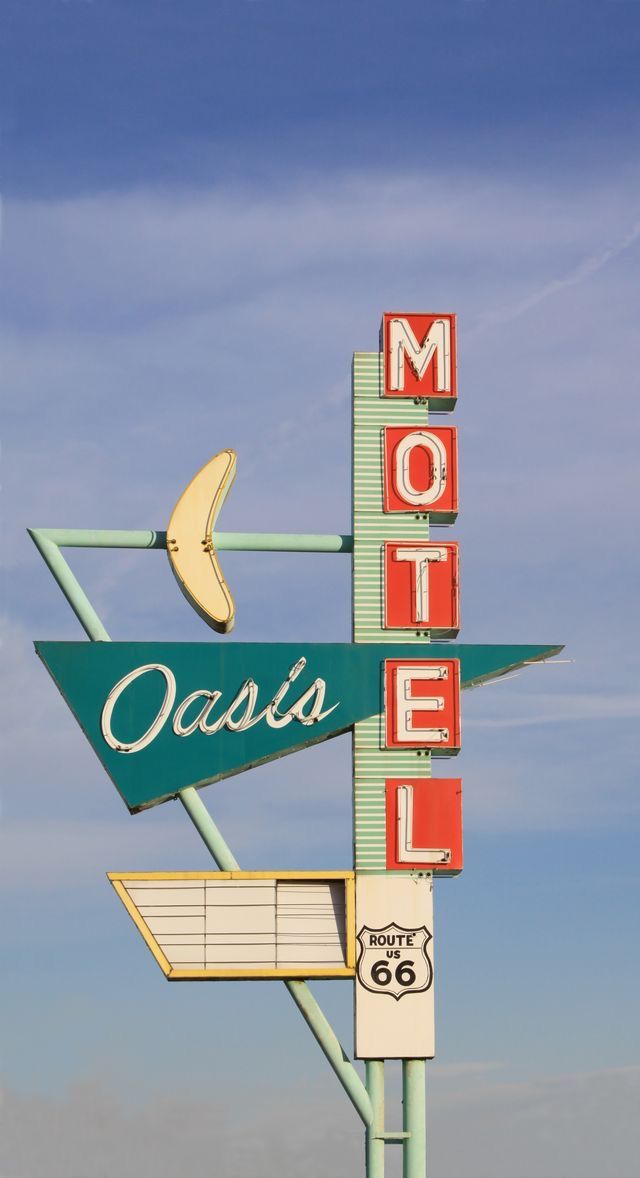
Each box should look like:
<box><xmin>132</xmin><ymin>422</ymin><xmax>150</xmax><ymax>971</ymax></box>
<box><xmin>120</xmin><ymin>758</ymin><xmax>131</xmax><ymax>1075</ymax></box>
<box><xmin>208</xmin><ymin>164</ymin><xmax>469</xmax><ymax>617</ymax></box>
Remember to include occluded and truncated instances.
<box><xmin>27</xmin><ymin>526</ymin><xmax>352</xmax><ymax>644</ymax></box>
<box><xmin>30</xmin><ymin>528</ymin><xmax>167</xmax><ymax>550</ymax></box>
<box><xmin>34</xmin><ymin>640</ymin><xmax>562</xmax><ymax>812</ymax></box>
<box><xmin>29</xmin><ymin>527</ymin><xmax>352</xmax><ymax>552</ymax></box>
<box><xmin>28</xmin><ymin>529</ymin><xmax>111</xmax><ymax>641</ymax></box>
<box><xmin>285</xmin><ymin>980</ymin><xmax>372</xmax><ymax>1128</ymax></box>
<box><xmin>179</xmin><ymin>786</ymin><xmax>373</xmax><ymax>1128</ymax></box>
<box><xmin>179</xmin><ymin>786</ymin><xmax>240</xmax><ymax>869</ymax></box>
<box><xmin>214</xmin><ymin>532</ymin><xmax>353</xmax><ymax>552</ymax></box>
<box><xmin>402</xmin><ymin>1061</ymin><xmax>426</xmax><ymax>1178</ymax></box>
<box><xmin>366</xmin><ymin>1061</ymin><xmax>385</xmax><ymax>1176</ymax></box>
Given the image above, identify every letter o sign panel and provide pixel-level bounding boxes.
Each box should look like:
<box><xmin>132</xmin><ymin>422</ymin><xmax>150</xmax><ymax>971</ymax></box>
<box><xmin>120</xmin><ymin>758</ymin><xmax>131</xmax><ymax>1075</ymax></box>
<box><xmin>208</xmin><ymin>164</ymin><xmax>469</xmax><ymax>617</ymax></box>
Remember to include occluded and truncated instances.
<box><xmin>383</xmin><ymin>426</ymin><xmax>458</xmax><ymax>523</ymax></box>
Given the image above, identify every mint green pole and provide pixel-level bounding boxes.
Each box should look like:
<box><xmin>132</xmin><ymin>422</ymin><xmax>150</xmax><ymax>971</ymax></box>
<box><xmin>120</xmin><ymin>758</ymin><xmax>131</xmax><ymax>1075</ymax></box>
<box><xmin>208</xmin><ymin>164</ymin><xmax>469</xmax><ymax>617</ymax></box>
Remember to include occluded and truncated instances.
<box><xmin>29</xmin><ymin>528</ymin><xmax>353</xmax><ymax>553</ymax></box>
<box><xmin>29</xmin><ymin>525</ymin><xmax>377</xmax><ymax>1146</ymax></box>
<box><xmin>402</xmin><ymin>1060</ymin><xmax>426</xmax><ymax>1178</ymax></box>
<box><xmin>365</xmin><ymin>1060</ymin><xmax>385</xmax><ymax>1178</ymax></box>
<box><xmin>29</xmin><ymin>526</ymin><xmax>371</xmax><ymax>1129</ymax></box>
<box><xmin>27</xmin><ymin>529</ymin><xmax>110</xmax><ymax>641</ymax></box>
<box><xmin>179</xmin><ymin>786</ymin><xmax>373</xmax><ymax>1129</ymax></box>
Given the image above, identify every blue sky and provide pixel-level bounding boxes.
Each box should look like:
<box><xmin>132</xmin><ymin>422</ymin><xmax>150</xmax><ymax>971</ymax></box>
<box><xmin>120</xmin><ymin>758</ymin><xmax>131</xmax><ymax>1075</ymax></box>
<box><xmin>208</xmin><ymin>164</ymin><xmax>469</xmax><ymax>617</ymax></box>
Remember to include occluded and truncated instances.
<box><xmin>2</xmin><ymin>3</ymin><xmax>640</xmax><ymax>1176</ymax></box>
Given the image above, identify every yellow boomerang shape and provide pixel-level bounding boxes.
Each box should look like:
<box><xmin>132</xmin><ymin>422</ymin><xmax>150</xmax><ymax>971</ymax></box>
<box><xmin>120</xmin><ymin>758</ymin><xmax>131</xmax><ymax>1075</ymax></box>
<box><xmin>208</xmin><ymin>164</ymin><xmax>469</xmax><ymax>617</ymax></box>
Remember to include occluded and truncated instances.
<box><xmin>166</xmin><ymin>449</ymin><xmax>237</xmax><ymax>633</ymax></box>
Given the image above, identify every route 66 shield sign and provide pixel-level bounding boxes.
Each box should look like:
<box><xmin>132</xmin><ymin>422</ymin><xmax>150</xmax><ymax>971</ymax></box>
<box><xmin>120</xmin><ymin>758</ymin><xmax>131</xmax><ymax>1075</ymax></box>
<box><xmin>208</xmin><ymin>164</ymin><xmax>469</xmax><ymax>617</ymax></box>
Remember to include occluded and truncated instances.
<box><xmin>356</xmin><ymin>922</ymin><xmax>433</xmax><ymax>1001</ymax></box>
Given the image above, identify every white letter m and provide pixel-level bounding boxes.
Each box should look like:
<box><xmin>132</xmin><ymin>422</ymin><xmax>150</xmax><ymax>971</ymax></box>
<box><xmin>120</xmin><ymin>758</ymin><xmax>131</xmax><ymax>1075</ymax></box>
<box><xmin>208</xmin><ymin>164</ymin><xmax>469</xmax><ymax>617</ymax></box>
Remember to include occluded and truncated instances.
<box><xmin>388</xmin><ymin>317</ymin><xmax>451</xmax><ymax>393</ymax></box>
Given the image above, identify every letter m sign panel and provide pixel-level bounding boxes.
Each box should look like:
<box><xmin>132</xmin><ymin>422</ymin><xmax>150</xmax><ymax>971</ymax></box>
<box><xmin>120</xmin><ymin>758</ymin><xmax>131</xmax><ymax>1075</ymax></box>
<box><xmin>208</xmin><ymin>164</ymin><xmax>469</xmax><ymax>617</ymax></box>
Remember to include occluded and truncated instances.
<box><xmin>381</xmin><ymin>313</ymin><xmax>457</xmax><ymax>410</ymax></box>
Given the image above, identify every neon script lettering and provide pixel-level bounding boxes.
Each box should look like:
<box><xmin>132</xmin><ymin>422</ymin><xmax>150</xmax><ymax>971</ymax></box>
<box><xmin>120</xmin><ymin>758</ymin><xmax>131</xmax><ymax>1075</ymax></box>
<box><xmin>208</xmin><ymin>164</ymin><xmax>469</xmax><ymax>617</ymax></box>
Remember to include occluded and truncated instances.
<box><xmin>101</xmin><ymin>657</ymin><xmax>339</xmax><ymax>754</ymax></box>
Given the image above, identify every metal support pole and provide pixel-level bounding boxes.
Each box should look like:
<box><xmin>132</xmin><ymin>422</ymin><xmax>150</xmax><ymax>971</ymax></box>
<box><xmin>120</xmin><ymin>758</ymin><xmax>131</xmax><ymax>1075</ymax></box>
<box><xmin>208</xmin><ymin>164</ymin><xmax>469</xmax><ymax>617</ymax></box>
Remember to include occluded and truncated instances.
<box><xmin>27</xmin><ymin>529</ymin><xmax>111</xmax><ymax>641</ymax></box>
<box><xmin>29</xmin><ymin>525</ymin><xmax>373</xmax><ymax>1132</ymax></box>
<box><xmin>402</xmin><ymin>1060</ymin><xmax>426</xmax><ymax>1178</ymax></box>
<box><xmin>365</xmin><ymin>1060</ymin><xmax>385</xmax><ymax>1178</ymax></box>
<box><xmin>29</xmin><ymin>527</ymin><xmax>353</xmax><ymax>553</ymax></box>
<box><xmin>179</xmin><ymin>787</ymin><xmax>373</xmax><ymax>1128</ymax></box>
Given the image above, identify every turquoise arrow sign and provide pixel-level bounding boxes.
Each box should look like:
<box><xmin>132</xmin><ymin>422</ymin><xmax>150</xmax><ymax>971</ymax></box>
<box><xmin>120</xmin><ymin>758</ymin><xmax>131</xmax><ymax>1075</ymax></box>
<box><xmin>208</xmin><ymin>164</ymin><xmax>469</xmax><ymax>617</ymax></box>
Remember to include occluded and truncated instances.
<box><xmin>35</xmin><ymin>641</ymin><xmax>561</xmax><ymax>812</ymax></box>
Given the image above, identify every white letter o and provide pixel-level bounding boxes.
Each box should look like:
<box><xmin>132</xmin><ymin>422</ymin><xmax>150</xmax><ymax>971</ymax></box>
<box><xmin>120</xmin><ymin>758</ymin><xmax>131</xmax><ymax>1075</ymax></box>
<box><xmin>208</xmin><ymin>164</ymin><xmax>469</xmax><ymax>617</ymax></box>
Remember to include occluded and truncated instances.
<box><xmin>394</xmin><ymin>430</ymin><xmax>447</xmax><ymax>507</ymax></box>
<box><xmin>101</xmin><ymin>663</ymin><xmax>176</xmax><ymax>754</ymax></box>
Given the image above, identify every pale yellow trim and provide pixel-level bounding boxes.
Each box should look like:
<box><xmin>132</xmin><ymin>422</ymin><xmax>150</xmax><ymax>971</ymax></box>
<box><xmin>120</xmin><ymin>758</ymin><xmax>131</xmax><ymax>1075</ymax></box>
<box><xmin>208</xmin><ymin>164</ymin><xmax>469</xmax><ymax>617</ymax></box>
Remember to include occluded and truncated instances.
<box><xmin>109</xmin><ymin>878</ymin><xmax>172</xmax><ymax>977</ymax></box>
<box><xmin>168</xmin><ymin>967</ymin><xmax>355</xmax><ymax>980</ymax></box>
<box><xmin>108</xmin><ymin>871</ymin><xmax>355</xmax><ymax>882</ymax></box>
<box><xmin>344</xmin><ymin>875</ymin><xmax>356</xmax><ymax>969</ymax></box>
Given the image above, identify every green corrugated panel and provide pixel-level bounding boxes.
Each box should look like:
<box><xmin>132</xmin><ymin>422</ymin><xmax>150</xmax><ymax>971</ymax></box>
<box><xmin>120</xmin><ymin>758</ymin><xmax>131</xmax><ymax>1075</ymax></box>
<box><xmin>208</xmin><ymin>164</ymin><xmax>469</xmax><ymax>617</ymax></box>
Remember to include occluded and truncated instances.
<box><xmin>352</xmin><ymin>352</ymin><xmax>432</xmax><ymax>873</ymax></box>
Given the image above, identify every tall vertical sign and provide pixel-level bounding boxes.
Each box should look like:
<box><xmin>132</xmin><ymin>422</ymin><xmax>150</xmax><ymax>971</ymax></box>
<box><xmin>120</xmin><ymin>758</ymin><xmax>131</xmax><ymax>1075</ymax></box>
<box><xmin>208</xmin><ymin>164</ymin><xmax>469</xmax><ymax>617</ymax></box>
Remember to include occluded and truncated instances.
<box><xmin>353</xmin><ymin>313</ymin><xmax>461</xmax><ymax>1058</ymax></box>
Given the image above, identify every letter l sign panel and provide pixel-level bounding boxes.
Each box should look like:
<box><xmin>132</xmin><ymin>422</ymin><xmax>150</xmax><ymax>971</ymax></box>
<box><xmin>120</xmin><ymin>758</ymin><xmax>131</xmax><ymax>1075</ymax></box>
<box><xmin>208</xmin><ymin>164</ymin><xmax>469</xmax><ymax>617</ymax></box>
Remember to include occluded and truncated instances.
<box><xmin>385</xmin><ymin>779</ymin><xmax>463</xmax><ymax>874</ymax></box>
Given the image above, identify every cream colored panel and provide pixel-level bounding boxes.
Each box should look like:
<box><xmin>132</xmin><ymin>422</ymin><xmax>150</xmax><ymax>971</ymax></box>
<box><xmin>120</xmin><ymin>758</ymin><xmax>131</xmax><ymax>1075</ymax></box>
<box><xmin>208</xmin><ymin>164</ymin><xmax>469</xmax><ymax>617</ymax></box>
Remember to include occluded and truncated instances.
<box><xmin>277</xmin><ymin>930</ymin><xmax>344</xmax><ymax>943</ymax></box>
<box><xmin>162</xmin><ymin>944</ymin><xmax>206</xmax><ymax>966</ymax></box>
<box><xmin>206</xmin><ymin>884</ymin><xmax>276</xmax><ymax>907</ymax></box>
<box><xmin>206</xmin><ymin>905</ymin><xmax>276</xmax><ymax>935</ymax></box>
<box><xmin>205</xmin><ymin>944</ymin><xmax>277</xmax><ymax>966</ymax></box>
<box><xmin>145</xmin><ymin>916</ymin><xmax>205</xmax><ymax>936</ymax></box>
<box><xmin>206</xmin><ymin>932</ymin><xmax>276</xmax><ymax>946</ymax></box>
<box><xmin>355</xmin><ymin>874</ymin><xmax>434</xmax><ymax>1059</ymax></box>
<box><xmin>126</xmin><ymin>886</ymin><xmax>205</xmax><ymax>907</ymax></box>
<box><xmin>277</xmin><ymin>945</ymin><xmax>346</xmax><ymax>965</ymax></box>
<box><xmin>137</xmin><ymin>906</ymin><xmax>204</xmax><ymax>918</ymax></box>
<box><xmin>278</xmin><ymin>916</ymin><xmax>345</xmax><ymax>937</ymax></box>
<box><xmin>277</xmin><ymin>882</ymin><xmax>339</xmax><ymax>897</ymax></box>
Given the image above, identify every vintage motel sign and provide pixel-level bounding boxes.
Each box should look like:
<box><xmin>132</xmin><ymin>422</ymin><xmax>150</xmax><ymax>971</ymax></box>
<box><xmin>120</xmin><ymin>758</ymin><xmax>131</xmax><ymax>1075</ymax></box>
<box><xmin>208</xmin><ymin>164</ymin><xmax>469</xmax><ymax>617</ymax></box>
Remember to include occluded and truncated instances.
<box><xmin>353</xmin><ymin>315</ymin><xmax>457</xmax><ymax>1058</ymax></box>
<box><xmin>31</xmin><ymin>309</ymin><xmax>562</xmax><ymax>1178</ymax></box>
<box><xmin>109</xmin><ymin>872</ymin><xmax>355</xmax><ymax>979</ymax></box>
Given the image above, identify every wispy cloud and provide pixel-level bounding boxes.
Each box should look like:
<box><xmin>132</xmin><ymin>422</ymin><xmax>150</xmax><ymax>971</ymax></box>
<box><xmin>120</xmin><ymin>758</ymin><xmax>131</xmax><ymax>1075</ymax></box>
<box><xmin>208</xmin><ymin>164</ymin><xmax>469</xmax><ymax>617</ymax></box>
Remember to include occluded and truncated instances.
<box><xmin>2</xmin><ymin>1065</ymin><xmax>639</xmax><ymax>1178</ymax></box>
<box><xmin>469</xmin><ymin>217</ymin><xmax>640</xmax><ymax>334</ymax></box>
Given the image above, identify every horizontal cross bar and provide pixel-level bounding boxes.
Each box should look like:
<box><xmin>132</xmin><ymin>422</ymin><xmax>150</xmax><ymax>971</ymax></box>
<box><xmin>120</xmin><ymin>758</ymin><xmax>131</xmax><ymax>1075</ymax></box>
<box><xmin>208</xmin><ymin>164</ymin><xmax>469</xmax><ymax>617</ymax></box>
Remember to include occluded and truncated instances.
<box><xmin>29</xmin><ymin>528</ymin><xmax>353</xmax><ymax>553</ymax></box>
<box><xmin>372</xmin><ymin>1131</ymin><xmax>411</xmax><ymax>1143</ymax></box>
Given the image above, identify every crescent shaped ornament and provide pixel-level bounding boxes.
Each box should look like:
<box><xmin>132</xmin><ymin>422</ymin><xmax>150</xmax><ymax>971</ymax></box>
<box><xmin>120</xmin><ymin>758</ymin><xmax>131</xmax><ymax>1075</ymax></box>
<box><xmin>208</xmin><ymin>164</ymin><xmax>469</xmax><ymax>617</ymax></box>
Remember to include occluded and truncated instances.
<box><xmin>166</xmin><ymin>449</ymin><xmax>237</xmax><ymax>633</ymax></box>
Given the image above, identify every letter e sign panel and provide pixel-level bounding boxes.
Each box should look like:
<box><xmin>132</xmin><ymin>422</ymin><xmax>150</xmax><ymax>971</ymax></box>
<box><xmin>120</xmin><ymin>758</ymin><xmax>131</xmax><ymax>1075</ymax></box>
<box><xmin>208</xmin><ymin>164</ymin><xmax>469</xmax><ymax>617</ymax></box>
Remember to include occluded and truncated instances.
<box><xmin>383</xmin><ymin>426</ymin><xmax>458</xmax><ymax>523</ymax></box>
<box><xmin>385</xmin><ymin>659</ymin><xmax>461</xmax><ymax>752</ymax></box>
<box><xmin>385</xmin><ymin>779</ymin><xmax>463</xmax><ymax>874</ymax></box>
<box><xmin>355</xmin><ymin>874</ymin><xmax>434</xmax><ymax>1059</ymax></box>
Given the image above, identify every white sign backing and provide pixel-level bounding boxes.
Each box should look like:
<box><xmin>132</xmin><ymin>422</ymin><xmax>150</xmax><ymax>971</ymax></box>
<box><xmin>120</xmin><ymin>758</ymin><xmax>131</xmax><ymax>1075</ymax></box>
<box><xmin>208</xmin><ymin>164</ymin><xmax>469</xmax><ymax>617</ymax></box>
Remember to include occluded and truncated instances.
<box><xmin>354</xmin><ymin>874</ymin><xmax>434</xmax><ymax>1059</ymax></box>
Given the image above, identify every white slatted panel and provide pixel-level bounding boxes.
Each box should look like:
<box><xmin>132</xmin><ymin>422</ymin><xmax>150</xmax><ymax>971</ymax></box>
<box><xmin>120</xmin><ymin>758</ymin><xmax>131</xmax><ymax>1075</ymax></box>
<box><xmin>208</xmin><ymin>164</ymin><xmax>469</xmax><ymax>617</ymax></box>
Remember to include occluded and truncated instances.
<box><xmin>117</xmin><ymin>877</ymin><xmax>349</xmax><ymax>975</ymax></box>
<box><xmin>276</xmin><ymin>881</ymin><xmax>346</xmax><ymax>967</ymax></box>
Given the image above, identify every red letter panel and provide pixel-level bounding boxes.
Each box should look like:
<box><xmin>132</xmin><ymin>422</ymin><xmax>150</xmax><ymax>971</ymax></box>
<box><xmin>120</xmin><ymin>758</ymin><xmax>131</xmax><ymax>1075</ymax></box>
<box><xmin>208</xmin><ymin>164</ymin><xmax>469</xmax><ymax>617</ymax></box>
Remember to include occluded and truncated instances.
<box><xmin>381</xmin><ymin>312</ymin><xmax>457</xmax><ymax>410</ymax></box>
<box><xmin>383</xmin><ymin>426</ymin><xmax>458</xmax><ymax>523</ymax></box>
<box><xmin>384</xmin><ymin>541</ymin><xmax>459</xmax><ymax>636</ymax></box>
<box><xmin>385</xmin><ymin>778</ymin><xmax>463</xmax><ymax>875</ymax></box>
<box><xmin>385</xmin><ymin>659</ymin><xmax>461</xmax><ymax>752</ymax></box>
